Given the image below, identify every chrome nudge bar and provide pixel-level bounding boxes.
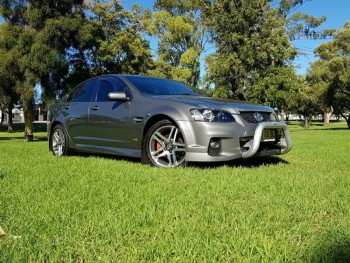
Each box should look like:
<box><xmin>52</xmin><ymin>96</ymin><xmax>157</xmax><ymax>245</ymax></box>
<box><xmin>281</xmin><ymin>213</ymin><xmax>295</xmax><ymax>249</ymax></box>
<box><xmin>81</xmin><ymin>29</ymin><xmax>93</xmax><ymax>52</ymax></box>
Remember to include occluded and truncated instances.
<box><xmin>242</xmin><ymin>122</ymin><xmax>292</xmax><ymax>159</ymax></box>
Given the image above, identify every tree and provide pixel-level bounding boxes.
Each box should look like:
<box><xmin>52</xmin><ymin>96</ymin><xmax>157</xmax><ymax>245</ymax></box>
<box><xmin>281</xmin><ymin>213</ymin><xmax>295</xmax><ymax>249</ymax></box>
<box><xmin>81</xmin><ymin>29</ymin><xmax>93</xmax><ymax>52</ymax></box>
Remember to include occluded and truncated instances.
<box><xmin>306</xmin><ymin>60</ymin><xmax>334</xmax><ymax>126</ymax></box>
<box><xmin>0</xmin><ymin>0</ymin><xmax>88</xmax><ymax>140</ymax></box>
<box><xmin>307</xmin><ymin>22</ymin><xmax>350</xmax><ymax>128</ymax></box>
<box><xmin>204</xmin><ymin>0</ymin><xmax>298</xmax><ymax>107</ymax></box>
<box><xmin>202</xmin><ymin>0</ymin><xmax>333</xmax><ymax>118</ymax></box>
<box><xmin>0</xmin><ymin>23</ymin><xmax>22</xmax><ymax>133</ymax></box>
<box><xmin>140</xmin><ymin>0</ymin><xmax>210</xmax><ymax>87</ymax></box>
<box><xmin>87</xmin><ymin>0</ymin><xmax>153</xmax><ymax>75</ymax></box>
<box><xmin>285</xmin><ymin>77</ymin><xmax>320</xmax><ymax>128</ymax></box>
<box><xmin>278</xmin><ymin>0</ymin><xmax>333</xmax><ymax>41</ymax></box>
<box><xmin>61</xmin><ymin>0</ymin><xmax>154</xmax><ymax>89</ymax></box>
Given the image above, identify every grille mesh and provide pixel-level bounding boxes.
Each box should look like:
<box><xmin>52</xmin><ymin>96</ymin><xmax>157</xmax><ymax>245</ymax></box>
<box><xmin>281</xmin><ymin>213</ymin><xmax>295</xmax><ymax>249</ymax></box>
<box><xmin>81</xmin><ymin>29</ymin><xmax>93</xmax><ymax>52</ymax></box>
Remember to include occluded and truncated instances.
<box><xmin>240</xmin><ymin>111</ymin><xmax>271</xmax><ymax>123</ymax></box>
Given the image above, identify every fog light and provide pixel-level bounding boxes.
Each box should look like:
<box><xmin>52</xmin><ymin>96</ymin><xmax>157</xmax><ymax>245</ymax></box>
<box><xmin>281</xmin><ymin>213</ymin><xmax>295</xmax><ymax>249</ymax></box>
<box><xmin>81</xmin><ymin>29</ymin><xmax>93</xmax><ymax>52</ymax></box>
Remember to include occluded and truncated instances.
<box><xmin>208</xmin><ymin>138</ymin><xmax>221</xmax><ymax>156</ymax></box>
<box><xmin>210</xmin><ymin>140</ymin><xmax>220</xmax><ymax>149</ymax></box>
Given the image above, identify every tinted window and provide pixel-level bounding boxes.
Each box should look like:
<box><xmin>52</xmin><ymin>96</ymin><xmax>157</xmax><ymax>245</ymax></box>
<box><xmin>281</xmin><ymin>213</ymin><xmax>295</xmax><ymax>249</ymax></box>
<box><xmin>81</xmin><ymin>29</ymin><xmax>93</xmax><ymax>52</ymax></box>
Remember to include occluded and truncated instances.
<box><xmin>95</xmin><ymin>78</ymin><xmax>126</xmax><ymax>102</ymax></box>
<box><xmin>96</xmin><ymin>80</ymin><xmax>113</xmax><ymax>102</ymax></box>
<box><xmin>68</xmin><ymin>79</ymin><xmax>97</xmax><ymax>102</ymax></box>
<box><xmin>125</xmin><ymin>76</ymin><xmax>198</xmax><ymax>96</ymax></box>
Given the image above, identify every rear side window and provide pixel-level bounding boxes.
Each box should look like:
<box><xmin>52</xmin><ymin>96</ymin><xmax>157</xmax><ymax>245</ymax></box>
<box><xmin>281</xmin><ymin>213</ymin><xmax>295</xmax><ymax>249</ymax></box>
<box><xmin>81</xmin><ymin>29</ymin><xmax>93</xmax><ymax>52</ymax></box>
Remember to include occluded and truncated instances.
<box><xmin>95</xmin><ymin>78</ymin><xmax>126</xmax><ymax>102</ymax></box>
<box><xmin>67</xmin><ymin>79</ymin><xmax>97</xmax><ymax>102</ymax></box>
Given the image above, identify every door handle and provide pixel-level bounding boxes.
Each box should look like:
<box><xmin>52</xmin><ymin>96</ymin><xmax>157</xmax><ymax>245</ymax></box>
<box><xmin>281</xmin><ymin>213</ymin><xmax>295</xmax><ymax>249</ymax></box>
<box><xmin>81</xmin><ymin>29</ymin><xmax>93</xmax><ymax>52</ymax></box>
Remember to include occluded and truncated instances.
<box><xmin>91</xmin><ymin>106</ymin><xmax>99</xmax><ymax>111</ymax></box>
<box><xmin>64</xmin><ymin>105</ymin><xmax>70</xmax><ymax>110</ymax></box>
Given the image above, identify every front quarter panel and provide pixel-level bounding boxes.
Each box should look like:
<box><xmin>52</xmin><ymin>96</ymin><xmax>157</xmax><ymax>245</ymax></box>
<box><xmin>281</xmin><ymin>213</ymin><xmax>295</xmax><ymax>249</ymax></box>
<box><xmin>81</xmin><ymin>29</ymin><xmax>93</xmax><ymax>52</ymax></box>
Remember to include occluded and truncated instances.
<box><xmin>128</xmin><ymin>97</ymin><xmax>193</xmax><ymax>148</ymax></box>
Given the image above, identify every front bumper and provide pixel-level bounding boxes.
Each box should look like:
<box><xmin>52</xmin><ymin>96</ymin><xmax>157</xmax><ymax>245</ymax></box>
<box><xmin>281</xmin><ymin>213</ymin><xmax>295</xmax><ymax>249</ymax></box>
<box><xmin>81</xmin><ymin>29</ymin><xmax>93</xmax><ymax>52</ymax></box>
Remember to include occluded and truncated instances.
<box><xmin>241</xmin><ymin>121</ymin><xmax>292</xmax><ymax>158</ymax></box>
<box><xmin>178</xmin><ymin>120</ymin><xmax>292</xmax><ymax>162</ymax></box>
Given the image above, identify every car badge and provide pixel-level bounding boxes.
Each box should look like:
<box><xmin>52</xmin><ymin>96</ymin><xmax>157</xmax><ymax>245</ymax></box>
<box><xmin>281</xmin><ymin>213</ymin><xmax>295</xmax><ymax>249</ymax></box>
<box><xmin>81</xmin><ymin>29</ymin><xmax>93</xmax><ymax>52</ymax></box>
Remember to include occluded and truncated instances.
<box><xmin>254</xmin><ymin>112</ymin><xmax>264</xmax><ymax>123</ymax></box>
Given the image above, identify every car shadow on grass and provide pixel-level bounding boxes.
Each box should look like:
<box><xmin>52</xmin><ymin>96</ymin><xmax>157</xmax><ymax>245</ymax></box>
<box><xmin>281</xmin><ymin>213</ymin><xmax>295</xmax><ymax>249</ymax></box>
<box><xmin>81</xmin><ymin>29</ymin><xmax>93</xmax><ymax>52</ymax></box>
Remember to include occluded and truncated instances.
<box><xmin>187</xmin><ymin>156</ymin><xmax>289</xmax><ymax>169</ymax></box>
<box><xmin>0</xmin><ymin>136</ymin><xmax>47</xmax><ymax>142</ymax></box>
<box><xmin>71</xmin><ymin>151</ymin><xmax>141</xmax><ymax>164</ymax></box>
<box><xmin>66</xmin><ymin>151</ymin><xmax>289</xmax><ymax>169</ymax></box>
<box><xmin>308</xmin><ymin>234</ymin><xmax>350</xmax><ymax>263</ymax></box>
<box><xmin>291</xmin><ymin>127</ymin><xmax>349</xmax><ymax>132</ymax></box>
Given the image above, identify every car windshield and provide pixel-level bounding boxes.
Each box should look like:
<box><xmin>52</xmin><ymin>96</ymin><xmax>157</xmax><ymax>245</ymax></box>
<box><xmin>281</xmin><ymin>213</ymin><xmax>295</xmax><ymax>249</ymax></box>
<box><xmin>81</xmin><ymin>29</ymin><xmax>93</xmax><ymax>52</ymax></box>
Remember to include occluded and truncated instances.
<box><xmin>124</xmin><ymin>76</ymin><xmax>206</xmax><ymax>96</ymax></box>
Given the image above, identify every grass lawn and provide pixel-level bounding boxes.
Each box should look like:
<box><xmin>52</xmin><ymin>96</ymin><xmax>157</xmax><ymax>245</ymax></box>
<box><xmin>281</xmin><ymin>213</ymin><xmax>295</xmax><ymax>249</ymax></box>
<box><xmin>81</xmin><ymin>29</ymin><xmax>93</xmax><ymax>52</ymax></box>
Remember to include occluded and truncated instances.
<box><xmin>0</xmin><ymin>122</ymin><xmax>349</xmax><ymax>262</ymax></box>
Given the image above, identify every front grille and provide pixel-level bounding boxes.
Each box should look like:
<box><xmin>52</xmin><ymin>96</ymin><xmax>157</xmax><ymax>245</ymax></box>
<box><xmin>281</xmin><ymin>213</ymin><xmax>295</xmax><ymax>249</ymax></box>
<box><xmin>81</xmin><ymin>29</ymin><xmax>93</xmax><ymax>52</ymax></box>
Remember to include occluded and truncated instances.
<box><xmin>240</xmin><ymin>111</ymin><xmax>271</xmax><ymax>123</ymax></box>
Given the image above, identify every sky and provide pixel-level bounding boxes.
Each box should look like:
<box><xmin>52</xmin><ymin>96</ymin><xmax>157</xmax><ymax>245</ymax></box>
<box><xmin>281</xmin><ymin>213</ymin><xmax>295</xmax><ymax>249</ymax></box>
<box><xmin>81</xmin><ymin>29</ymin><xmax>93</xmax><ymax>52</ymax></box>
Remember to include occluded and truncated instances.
<box><xmin>291</xmin><ymin>0</ymin><xmax>350</xmax><ymax>74</ymax></box>
<box><xmin>0</xmin><ymin>0</ymin><xmax>349</xmax><ymax>76</ymax></box>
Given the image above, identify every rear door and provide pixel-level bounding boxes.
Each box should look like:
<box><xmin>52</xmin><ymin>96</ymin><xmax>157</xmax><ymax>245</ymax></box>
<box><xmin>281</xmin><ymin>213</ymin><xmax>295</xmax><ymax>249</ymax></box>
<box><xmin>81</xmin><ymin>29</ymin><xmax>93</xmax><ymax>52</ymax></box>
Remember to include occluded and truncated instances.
<box><xmin>88</xmin><ymin>77</ymin><xmax>131</xmax><ymax>149</ymax></box>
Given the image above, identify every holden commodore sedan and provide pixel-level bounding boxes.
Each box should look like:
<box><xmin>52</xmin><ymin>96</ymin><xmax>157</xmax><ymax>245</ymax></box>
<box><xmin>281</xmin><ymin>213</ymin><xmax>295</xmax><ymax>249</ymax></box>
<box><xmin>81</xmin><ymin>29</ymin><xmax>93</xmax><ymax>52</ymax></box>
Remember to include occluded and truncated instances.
<box><xmin>48</xmin><ymin>75</ymin><xmax>292</xmax><ymax>167</ymax></box>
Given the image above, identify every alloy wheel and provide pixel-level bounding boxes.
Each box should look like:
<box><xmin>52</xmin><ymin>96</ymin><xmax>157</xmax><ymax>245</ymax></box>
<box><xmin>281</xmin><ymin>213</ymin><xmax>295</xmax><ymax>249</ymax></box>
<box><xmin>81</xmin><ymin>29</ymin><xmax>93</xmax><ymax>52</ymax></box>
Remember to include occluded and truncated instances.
<box><xmin>148</xmin><ymin>124</ymin><xmax>186</xmax><ymax>167</ymax></box>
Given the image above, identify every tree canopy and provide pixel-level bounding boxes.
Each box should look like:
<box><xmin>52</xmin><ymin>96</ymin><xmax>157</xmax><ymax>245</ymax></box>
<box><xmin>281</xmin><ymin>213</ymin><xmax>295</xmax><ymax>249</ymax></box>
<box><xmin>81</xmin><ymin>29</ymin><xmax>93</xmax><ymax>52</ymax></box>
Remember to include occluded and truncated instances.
<box><xmin>204</xmin><ymin>0</ymin><xmax>298</xmax><ymax>106</ymax></box>
<box><xmin>138</xmin><ymin>0</ymin><xmax>210</xmax><ymax>87</ymax></box>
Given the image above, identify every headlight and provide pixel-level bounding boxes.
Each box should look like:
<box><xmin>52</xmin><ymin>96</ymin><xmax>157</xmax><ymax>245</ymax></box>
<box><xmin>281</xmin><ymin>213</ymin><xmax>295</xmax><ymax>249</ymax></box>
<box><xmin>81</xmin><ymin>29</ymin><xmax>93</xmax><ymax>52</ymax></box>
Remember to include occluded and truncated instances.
<box><xmin>190</xmin><ymin>109</ymin><xmax>236</xmax><ymax>122</ymax></box>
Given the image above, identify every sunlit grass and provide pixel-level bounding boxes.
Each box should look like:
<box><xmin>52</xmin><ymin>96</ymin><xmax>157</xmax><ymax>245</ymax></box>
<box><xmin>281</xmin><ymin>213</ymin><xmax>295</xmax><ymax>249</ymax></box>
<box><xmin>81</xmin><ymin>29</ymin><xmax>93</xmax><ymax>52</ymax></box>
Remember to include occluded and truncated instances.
<box><xmin>1</xmin><ymin>122</ymin><xmax>349</xmax><ymax>262</ymax></box>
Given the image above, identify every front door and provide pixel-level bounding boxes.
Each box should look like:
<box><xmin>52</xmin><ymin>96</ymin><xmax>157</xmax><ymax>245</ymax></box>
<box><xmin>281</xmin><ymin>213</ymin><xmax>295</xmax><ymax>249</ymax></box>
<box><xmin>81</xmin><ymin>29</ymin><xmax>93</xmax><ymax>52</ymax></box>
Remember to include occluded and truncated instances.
<box><xmin>88</xmin><ymin>77</ymin><xmax>131</xmax><ymax>149</ymax></box>
<box><xmin>63</xmin><ymin>79</ymin><xmax>97</xmax><ymax>145</ymax></box>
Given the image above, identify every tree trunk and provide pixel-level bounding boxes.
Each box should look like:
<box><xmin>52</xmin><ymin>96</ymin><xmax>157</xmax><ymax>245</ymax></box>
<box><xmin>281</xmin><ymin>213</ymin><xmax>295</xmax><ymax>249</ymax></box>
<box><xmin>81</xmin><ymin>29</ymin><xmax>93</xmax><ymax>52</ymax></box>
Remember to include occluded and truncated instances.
<box><xmin>23</xmin><ymin>99</ymin><xmax>34</xmax><ymax>141</ymax></box>
<box><xmin>304</xmin><ymin>114</ymin><xmax>310</xmax><ymax>129</ymax></box>
<box><xmin>346</xmin><ymin>116</ymin><xmax>350</xmax><ymax>129</ymax></box>
<box><xmin>340</xmin><ymin>113</ymin><xmax>350</xmax><ymax>129</ymax></box>
<box><xmin>7</xmin><ymin>104</ymin><xmax>13</xmax><ymax>133</ymax></box>
<box><xmin>323</xmin><ymin>106</ymin><xmax>333</xmax><ymax>127</ymax></box>
<box><xmin>280</xmin><ymin>109</ymin><xmax>286</xmax><ymax>122</ymax></box>
<box><xmin>0</xmin><ymin>109</ymin><xmax>4</xmax><ymax>126</ymax></box>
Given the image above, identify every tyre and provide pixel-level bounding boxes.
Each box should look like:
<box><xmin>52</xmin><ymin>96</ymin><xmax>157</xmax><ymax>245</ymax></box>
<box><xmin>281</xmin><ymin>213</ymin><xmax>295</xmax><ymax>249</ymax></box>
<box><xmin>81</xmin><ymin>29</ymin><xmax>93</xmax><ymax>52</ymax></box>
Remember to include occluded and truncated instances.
<box><xmin>51</xmin><ymin>124</ymin><xmax>69</xmax><ymax>156</ymax></box>
<box><xmin>142</xmin><ymin>120</ymin><xmax>186</xmax><ymax>167</ymax></box>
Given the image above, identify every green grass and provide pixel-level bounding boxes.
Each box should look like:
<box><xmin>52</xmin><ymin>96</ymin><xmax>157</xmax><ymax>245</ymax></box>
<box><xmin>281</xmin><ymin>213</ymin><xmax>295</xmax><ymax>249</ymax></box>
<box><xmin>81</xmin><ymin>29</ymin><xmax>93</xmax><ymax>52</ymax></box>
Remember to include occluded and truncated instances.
<box><xmin>1</xmin><ymin>122</ymin><xmax>350</xmax><ymax>262</ymax></box>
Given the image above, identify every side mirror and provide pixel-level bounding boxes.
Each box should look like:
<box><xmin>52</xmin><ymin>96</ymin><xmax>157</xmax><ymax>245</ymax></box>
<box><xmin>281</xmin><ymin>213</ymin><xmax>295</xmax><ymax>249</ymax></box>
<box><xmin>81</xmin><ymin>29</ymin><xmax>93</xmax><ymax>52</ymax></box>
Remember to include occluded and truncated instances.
<box><xmin>108</xmin><ymin>92</ymin><xmax>129</xmax><ymax>102</ymax></box>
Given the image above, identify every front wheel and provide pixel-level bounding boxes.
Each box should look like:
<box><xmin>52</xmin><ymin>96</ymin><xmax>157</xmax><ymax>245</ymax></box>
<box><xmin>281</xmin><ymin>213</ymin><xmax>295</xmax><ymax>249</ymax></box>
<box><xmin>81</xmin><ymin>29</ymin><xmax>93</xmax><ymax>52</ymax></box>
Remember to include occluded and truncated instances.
<box><xmin>142</xmin><ymin>120</ymin><xmax>186</xmax><ymax>167</ymax></box>
<box><xmin>51</xmin><ymin>124</ymin><xmax>69</xmax><ymax>156</ymax></box>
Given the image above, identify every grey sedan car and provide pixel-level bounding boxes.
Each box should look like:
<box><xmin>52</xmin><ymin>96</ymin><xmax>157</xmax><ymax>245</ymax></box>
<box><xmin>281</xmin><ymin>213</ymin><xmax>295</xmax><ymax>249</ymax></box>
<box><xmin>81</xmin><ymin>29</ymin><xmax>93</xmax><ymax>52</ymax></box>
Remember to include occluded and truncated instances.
<box><xmin>48</xmin><ymin>75</ymin><xmax>292</xmax><ymax>167</ymax></box>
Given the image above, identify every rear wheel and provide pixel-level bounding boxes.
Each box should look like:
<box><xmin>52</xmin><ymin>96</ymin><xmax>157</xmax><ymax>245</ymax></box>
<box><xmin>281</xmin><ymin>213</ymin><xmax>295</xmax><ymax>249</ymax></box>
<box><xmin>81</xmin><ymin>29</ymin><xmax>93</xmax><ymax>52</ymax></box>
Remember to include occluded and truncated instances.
<box><xmin>142</xmin><ymin>120</ymin><xmax>186</xmax><ymax>167</ymax></box>
<box><xmin>51</xmin><ymin>124</ymin><xmax>69</xmax><ymax>156</ymax></box>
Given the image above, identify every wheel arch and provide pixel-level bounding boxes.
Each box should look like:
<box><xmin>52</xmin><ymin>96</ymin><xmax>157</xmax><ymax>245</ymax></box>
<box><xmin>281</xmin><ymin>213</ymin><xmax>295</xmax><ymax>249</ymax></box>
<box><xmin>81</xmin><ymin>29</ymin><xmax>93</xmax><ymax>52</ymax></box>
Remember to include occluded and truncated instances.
<box><xmin>143</xmin><ymin>114</ymin><xmax>179</xmax><ymax>137</ymax></box>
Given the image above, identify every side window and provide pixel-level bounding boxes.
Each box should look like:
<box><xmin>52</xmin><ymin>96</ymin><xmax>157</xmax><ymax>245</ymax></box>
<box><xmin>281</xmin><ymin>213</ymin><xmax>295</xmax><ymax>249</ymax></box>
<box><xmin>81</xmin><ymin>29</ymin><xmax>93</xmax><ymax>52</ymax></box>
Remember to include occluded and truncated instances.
<box><xmin>68</xmin><ymin>79</ymin><xmax>97</xmax><ymax>102</ymax></box>
<box><xmin>96</xmin><ymin>80</ymin><xmax>114</xmax><ymax>102</ymax></box>
<box><xmin>113</xmin><ymin>78</ymin><xmax>126</xmax><ymax>92</ymax></box>
<box><xmin>95</xmin><ymin>78</ymin><xmax>126</xmax><ymax>102</ymax></box>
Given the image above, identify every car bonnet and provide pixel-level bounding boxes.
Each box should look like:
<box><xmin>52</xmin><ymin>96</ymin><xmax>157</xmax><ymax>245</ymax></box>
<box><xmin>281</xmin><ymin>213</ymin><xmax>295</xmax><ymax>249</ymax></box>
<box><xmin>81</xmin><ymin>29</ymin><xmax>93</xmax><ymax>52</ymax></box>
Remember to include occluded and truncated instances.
<box><xmin>159</xmin><ymin>95</ymin><xmax>274</xmax><ymax>114</ymax></box>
